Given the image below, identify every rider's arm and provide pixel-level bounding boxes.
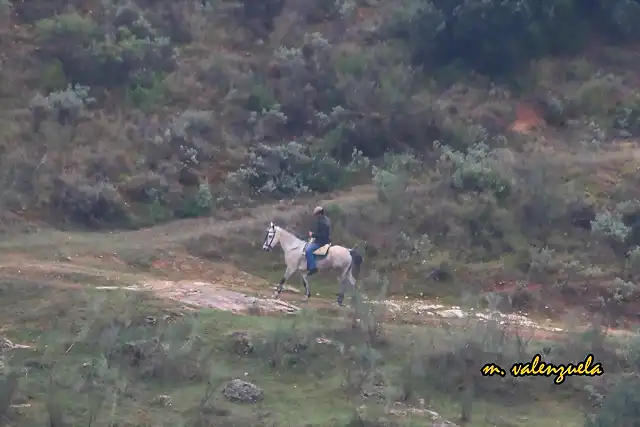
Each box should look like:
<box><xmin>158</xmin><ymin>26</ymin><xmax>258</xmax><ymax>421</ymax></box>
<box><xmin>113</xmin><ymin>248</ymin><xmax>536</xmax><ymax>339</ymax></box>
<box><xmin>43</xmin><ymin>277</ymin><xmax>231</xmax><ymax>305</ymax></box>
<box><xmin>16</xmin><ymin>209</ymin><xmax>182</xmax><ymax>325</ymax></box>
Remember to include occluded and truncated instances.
<box><xmin>312</xmin><ymin>218</ymin><xmax>330</xmax><ymax>241</ymax></box>
<box><xmin>310</xmin><ymin>217</ymin><xmax>322</xmax><ymax>239</ymax></box>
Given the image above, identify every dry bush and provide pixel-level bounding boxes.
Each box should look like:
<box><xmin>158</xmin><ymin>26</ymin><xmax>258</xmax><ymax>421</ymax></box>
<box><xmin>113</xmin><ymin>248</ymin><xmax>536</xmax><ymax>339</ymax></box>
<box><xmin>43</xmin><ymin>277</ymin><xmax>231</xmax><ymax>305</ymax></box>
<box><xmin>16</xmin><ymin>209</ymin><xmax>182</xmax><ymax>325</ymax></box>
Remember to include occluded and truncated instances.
<box><xmin>250</xmin><ymin>311</ymin><xmax>339</xmax><ymax>374</ymax></box>
<box><xmin>586</xmin><ymin>375</ymin><xmax>640</xmax><ymax>427</ymax></box>
<box><xmin>32</xmin><ymin>292</ymin><xmax>216</xmax><ymax>385</ymax></box>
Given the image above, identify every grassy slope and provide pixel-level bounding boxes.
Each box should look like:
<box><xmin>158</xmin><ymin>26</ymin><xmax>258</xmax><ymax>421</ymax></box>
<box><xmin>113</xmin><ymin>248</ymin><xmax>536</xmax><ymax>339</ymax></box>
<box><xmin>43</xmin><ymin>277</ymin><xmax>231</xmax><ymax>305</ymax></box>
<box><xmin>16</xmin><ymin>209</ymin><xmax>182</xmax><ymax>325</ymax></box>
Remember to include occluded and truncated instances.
<box><xmin>0</xmin><ymin>274</ymin><xmax>587</xmax><ymax>427</ymax></box>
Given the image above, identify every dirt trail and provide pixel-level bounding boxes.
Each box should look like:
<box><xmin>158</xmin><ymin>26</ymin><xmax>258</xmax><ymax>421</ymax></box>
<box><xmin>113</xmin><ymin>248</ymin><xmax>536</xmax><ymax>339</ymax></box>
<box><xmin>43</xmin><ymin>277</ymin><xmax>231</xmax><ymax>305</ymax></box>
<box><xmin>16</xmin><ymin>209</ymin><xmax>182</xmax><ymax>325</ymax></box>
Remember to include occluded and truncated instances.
<box><xmin>120</xmin><ymin>185</ymin><xmax>377</xmax><ymax>245</ymax></box>
<box><xmin>1</xmin><ymin>142</ymin><xmax>638</xmax><ymax>252</ymax></box>
<box><xmin>0</xmin><ymin>185</ymin><xmax>379</xmax><ymax>252</ymax></box>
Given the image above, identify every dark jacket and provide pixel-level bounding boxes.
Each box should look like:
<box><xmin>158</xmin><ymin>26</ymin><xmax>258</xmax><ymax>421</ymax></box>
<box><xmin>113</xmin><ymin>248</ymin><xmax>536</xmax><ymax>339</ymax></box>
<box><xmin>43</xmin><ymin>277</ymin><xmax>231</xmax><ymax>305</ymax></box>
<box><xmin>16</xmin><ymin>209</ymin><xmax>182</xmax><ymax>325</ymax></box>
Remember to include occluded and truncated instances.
<box><xmin>311</xmin><ymin>215</ymin><xmax>331</xmax><ymax>245</ymax></box>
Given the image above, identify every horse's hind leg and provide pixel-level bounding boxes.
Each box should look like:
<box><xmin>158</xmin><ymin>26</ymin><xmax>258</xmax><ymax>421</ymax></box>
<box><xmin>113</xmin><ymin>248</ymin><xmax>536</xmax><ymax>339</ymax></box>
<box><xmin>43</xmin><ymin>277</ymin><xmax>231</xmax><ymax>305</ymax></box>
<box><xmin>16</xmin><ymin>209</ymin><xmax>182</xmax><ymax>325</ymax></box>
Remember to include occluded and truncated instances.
<box><xmin>336</xmin><ymin>266</ymin><xmax>357</xmax><ymax>306</ymax></box>
<box><xmin>301</xmin><ymin>275</ymin><xmax>311</xmax><ymax>300</ymax></box>
<box><xmin>336</xmin><ymin>269</ymin><xmax>350</xmax><ymax>306</ymax></box>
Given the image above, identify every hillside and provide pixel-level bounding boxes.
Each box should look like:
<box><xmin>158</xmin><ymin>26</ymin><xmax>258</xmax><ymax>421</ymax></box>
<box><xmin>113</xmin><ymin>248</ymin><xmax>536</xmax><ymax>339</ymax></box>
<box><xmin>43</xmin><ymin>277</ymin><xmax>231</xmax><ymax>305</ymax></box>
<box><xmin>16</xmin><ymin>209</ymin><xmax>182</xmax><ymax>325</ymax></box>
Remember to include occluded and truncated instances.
<box><xmin>2</xmin><ymin>0</ymin><xmax>640</xmax><ymax>425</ymax></box>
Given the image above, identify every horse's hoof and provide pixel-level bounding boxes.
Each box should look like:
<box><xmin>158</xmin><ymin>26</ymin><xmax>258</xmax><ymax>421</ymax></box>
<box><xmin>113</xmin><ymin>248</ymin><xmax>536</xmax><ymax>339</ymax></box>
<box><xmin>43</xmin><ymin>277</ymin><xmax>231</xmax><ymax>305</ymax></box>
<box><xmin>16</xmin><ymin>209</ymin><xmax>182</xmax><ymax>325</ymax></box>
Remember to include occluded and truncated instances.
<box><xmin>272</xmin><ymin>292</ymin><xmax>280</xmax><ymax>300</ymax></box>
<box><xmin>303</xmin><ymin>294</ymin><xmax>310</xmax><ymax>301</ymax></box>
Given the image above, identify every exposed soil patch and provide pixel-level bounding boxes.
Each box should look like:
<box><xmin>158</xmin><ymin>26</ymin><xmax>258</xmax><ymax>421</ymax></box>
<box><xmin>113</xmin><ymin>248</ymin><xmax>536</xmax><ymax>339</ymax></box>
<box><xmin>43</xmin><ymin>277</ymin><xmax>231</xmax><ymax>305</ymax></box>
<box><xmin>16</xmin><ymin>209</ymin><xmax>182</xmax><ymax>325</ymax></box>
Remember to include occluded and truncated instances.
<box><xmin>138</xmin><ymin>279</ymin><xmax>300</xmax><ymax>314</ymax></box>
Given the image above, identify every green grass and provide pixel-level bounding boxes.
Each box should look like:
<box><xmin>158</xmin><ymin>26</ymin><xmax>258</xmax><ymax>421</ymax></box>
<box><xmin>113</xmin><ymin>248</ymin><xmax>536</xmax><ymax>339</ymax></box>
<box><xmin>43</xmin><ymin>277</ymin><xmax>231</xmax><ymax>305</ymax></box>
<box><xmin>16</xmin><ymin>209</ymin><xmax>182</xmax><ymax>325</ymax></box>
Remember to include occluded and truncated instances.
<box><xmin>0</xmin><ymin>277</ymin><xmax>600</xmax><ymax>427</ymax></box>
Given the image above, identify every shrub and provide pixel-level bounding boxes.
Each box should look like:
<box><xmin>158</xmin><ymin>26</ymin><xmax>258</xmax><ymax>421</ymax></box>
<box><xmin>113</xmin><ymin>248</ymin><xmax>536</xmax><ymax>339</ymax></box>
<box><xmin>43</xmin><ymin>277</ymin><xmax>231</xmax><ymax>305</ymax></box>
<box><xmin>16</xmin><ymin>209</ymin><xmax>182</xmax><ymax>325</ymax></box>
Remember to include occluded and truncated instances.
<box><xmin>255</xmin><ymin>319</ymin><xmax>316</xmax><ymax>370</ymax></box>
<box><xmin>268</xmin><ymin>33</ymin><xmax>339</xmax><ymax>135</ymax></box>
<box><xmin>164</xmin><ymin>110</ymin><xmax>215</xmax><ymax>146</ymax></box>
<box><xmin>611</xmin><ymin>93</ymin><xmax>640</xmax><ymax>136</ymax></box>
<box><xmin>35</xmin><ymin>10</ymin><xmax>176</xmax><ymax>88</ymax></box>
<box><xmin>175</xmin><ymin>181</ymin><xmax>214</xmax><ymax>219</ymax></box>
<box><xmin>586</xmin><ymin>376</ymin><xmax>640</xmax><ymax>427</ymax></box>
<box><xmin>329</xmin><ymin>44</ymin><xmax>424</xmax><ymax>158</ymax></box>
<box><xmin>591</xmin><ymin>210</ymin><xmax>631</xmax><ymax>243</ymax></box>
<box><xmin>125</xmin><ymin>71</ymin><xmax>169</xmax><ymax>112</ymax></box>
<box><xmin>224</xmin><ymin>142</ymin><xmax>364</xmax><ymax>198</ymax></box>
<box><xmin>121</xmin><ymin>171</ymin><xmax>170</xmax><ymax>204</ymax></box>
<box><xmin>398</xmin><ymin>315</ymin><xmax>531</xmax><ymax>423</ymax></box>
<box><xmin>157</xmin><ymin>109</ymin><xmax>218</xmax><ymax>172</ymax></box>
<box><xmin>391</xmin><ymin>0</ymin><xmax>640</xmax><ymax>76</ymax></box>
<box><xmin>372</xmin><ymin>152</ymin><xmax>421</xmax><ymax>219</ymax></box>
<box><xmin>438</xmin><ymin>139</ymin><xmax>512</xmax><ymax>200</ymax></box>
<box><xmin>29</xmin><ymin>84</ymin><xmax>95</xmax><ymax>128</ymax></box>
<box><xmin>50</xmin><ymin>174</ymin><xmax>131</xmax><ymax>228</ymax></box>
<box><xmin>238</xmin><ymin>0</ymin><xmax>286</xmax><ymax>38</ymax></box>
<box><xmin>514</xmin><ymin>153</ymin><xmax>580</xmax><ymax>242</ymax></box>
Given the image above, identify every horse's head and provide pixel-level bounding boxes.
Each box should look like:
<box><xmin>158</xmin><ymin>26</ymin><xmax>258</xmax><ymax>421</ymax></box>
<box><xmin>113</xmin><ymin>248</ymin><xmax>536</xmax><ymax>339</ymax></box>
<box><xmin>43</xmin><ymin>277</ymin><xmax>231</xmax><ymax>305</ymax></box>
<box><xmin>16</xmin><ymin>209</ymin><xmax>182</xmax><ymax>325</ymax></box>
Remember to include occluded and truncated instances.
<box><xmin>262</xmin><ymin>222</ymin><xmax>280</xmax><ymax>251</ymax></box>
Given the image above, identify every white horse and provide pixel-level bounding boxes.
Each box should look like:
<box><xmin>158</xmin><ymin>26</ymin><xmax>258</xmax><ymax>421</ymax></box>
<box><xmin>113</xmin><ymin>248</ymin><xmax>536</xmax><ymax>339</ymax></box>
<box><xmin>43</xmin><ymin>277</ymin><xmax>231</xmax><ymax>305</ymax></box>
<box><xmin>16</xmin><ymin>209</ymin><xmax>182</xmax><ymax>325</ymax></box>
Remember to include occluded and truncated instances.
<box><xmin>262</xmin><ymin>222</ymin><xmax>363</xmax><ymax>306</ymax></box>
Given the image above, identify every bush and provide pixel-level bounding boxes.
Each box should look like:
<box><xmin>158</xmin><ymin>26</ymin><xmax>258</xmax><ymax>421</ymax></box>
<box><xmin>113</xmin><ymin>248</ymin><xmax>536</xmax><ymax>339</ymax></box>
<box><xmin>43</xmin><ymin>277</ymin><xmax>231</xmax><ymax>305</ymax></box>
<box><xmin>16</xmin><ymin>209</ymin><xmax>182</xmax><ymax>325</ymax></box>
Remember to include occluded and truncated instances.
<box><xmin>438</xmin><ymin>139</ymin><xmax>512</xmax><ymax>200</ymax></box>
<box><xmin>35</xmin><ymin>10</ymin><xmax>176</xmax><ymax>88</ymax></box>
<box><xmin>29</xmin><ymin>84</ymin><xmax>95</xmax><ymax>128</ymax></box>
<box><xmin>175</xmin><ymin>181</ymin><xmax>214</xmax><ymax>219</ymax></box>
<box><xmin>391</xmin><ymin>0</ymin><xmax>640</xmax><ymax>76</ymax></box>
<box><xmin>238</xmin><ymin>0</ymin><xmax>286</xmax><ymax>38</ymax></box>
<box><xmin>328</xmin><ymin>44</ymin><xmax>424</xmax><ymax>158</ymax></box>
<box><xmin>612</xmin><ymin>93</ymin><xmax>640</xmax><ymax>136</ymax></box>
<box><xmin>268</xmin><ymin>33</ymin><xmax>339</xmax><ymax>135</ymax></box>
<box><xmin>50</xmin><ymin>174</ymin><xmax>131</xmax><ymax>228</ymax></box>
<box><xmin>224</xmin><ymin>142</ymin><xmax>365</xmax><ymax>199</ymax></box>
<box><xmin>586</xmin><ymin>376</ymin><xmax>640</xmax><ymax>427</ymax></box>
<box><xmin>372</xmin><ymin>152</ymin><xmax>421</xmax><ymax>219</ymax></box>
<box><xmin>591</xmin><ymin>210</ymin><xmax>631</xmax><ymax>243</ymax></box>
<box><xmin>134</xmin><ymin>110</ymin><xmax>219</xmax><ymax>193</ymax></box>
<box><xmin>397</xmin><ymin>311</ymin><xmax>536</xmax><ymax>423</ymax></box>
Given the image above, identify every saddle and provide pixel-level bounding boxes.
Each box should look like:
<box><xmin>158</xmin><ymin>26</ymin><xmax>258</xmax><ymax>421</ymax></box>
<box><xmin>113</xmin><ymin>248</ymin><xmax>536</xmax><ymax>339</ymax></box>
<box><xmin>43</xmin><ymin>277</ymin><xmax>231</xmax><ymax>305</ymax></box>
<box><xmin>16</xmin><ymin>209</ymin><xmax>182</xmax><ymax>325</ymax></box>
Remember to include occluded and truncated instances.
<box><xmin>313</xmin><ymin>244</ymin><xmax>331</xmax><ymax>256</ymax></box>
<box><xmin>305</xmin><ymin>239</ymin><xmax>331</xmax><ymax>257</ymax></box>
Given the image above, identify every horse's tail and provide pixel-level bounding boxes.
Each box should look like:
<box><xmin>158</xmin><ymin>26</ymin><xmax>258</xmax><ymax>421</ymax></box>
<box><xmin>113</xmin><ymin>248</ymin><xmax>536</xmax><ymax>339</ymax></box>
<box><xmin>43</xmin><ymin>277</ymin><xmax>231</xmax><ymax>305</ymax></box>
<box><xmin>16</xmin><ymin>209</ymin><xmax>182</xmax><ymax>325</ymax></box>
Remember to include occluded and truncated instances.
<box><xmin>349</xmin><ymin>248</ymin><xmax>363</xmax><ymax>279</ymax></box>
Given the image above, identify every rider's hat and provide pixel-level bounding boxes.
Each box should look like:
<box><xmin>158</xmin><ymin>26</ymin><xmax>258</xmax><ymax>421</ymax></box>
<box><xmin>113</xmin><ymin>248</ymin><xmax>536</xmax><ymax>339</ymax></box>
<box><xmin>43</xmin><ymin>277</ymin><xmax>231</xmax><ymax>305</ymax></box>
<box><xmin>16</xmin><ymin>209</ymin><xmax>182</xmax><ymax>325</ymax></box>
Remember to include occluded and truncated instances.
<box><xmin>313</xmin><ymin>206</ymin><xmax>324</xmax><ymax>215</ymax></box>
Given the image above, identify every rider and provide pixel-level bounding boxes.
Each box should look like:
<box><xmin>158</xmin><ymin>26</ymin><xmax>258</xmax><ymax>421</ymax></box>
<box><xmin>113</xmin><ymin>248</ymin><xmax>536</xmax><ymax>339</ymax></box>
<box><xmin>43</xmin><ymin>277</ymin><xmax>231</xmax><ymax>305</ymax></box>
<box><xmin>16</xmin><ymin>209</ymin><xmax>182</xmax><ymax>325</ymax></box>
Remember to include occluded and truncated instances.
<box><xmin>306</xmin><ymin>206</ymin><xmax>331</xmax><ymax>275</ymax></box>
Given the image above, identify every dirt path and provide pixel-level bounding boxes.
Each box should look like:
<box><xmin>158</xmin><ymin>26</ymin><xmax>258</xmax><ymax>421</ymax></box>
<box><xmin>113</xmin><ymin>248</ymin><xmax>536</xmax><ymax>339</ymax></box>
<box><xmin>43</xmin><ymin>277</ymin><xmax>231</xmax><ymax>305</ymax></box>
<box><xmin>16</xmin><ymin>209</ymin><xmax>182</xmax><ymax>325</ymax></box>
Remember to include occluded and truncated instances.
<box><xmin>2</xmin><ymin>142</ymin><xmax>638</xmax><ymax>253</ymax></box>
<box><xmin>0</xmin><ymin>185</ymin><xmax>379</xmax><ymax>252</ymax></box>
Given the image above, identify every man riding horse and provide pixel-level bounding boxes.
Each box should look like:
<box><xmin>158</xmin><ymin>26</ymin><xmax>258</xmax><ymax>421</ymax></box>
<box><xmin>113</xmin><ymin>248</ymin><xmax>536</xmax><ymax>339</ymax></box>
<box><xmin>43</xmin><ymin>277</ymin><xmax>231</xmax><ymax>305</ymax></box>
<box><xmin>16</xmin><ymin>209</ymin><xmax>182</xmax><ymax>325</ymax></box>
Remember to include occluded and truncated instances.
<box><xmin>263</xmin><ymin>207</ymin><xmax>361</xmax><ymax>305</ymax></box>
<box><xmin>306</xmin><ymin>206</ymin><xmax>331</xmax><ymax>276</ymax></box>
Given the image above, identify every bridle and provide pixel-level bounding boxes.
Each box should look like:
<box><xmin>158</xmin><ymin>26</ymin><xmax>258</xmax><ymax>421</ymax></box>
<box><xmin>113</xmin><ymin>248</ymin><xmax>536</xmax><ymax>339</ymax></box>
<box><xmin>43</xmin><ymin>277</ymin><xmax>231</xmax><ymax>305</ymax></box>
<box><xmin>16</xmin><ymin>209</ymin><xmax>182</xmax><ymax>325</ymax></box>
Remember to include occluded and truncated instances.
<box><xmin>263</xmin><ymin>223</ymin><xmax>276</xmax><ymax>250</ymax></box>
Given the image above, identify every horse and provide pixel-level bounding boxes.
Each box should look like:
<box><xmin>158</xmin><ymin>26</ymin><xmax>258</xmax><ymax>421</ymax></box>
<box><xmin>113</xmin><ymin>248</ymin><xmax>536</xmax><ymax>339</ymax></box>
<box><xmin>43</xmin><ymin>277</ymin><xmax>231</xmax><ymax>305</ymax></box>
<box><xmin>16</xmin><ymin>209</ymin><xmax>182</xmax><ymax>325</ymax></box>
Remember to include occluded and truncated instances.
<box><xmin>262</xmin><ymin>222</ymin><xmax>363</xmax><ymax>306</ymax></box>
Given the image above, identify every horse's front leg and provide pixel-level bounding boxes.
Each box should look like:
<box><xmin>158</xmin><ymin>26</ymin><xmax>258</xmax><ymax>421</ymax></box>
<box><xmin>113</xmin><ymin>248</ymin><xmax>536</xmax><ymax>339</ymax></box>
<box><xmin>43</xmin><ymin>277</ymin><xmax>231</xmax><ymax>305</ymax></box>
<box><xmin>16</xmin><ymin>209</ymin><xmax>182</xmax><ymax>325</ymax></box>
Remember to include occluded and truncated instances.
<box><xmin>273</xmin><ymin>267</ymin><xmax>295</xmax><ymax>299</ymax></box>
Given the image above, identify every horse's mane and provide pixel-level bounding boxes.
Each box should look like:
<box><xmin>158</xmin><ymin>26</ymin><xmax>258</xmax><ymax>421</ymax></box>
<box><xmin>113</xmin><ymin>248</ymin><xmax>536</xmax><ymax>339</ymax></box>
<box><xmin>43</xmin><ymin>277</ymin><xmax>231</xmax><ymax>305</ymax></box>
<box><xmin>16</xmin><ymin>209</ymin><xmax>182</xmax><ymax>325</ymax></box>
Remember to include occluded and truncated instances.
<box><xmin>274</xmin><ymin>223</ymin><xmax>305</xmax><ymax>241</ymax></box>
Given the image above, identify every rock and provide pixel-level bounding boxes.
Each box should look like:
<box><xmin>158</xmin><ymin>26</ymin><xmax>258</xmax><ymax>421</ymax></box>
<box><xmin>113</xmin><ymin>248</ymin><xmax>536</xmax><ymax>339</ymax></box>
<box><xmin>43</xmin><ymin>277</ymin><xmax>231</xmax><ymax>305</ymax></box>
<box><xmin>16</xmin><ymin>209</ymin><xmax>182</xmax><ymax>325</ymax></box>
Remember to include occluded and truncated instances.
<box><xmin>222</xmin><ymin>379</ymin><xmax>263</xmax><ymax>403</ymax></box>
<box><xmin>228</xmin><ymin>331</ymin><xmax>254</xmax><ymax>355</ymax></box>
<box><xmin>361</xmin><ymin>384</ymin><xmax>386</xmax><ymax>400</ymax></box>
<box><xmin>1</xmin><ymin>337</ymin><xmax>14</xmax><ymax>351</ymax></box>
<box><xmin>150</xmin><ymin>394</ymin><xmax>172</xmax><ymax>407</ymax></box>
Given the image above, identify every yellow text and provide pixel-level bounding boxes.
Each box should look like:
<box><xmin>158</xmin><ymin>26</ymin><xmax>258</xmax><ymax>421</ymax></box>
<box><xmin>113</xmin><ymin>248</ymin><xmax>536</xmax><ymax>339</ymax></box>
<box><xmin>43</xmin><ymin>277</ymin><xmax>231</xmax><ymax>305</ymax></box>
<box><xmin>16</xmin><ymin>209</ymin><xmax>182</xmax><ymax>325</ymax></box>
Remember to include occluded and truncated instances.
<box><xmin>481</xmin><ymin>363</ymin><xmax>506</xmax><ymax>377</ymax></box>
<box><xmin>510</xmin><ymin>353</ymin><xmax>604</xmax><ymax>384</ymax></box>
